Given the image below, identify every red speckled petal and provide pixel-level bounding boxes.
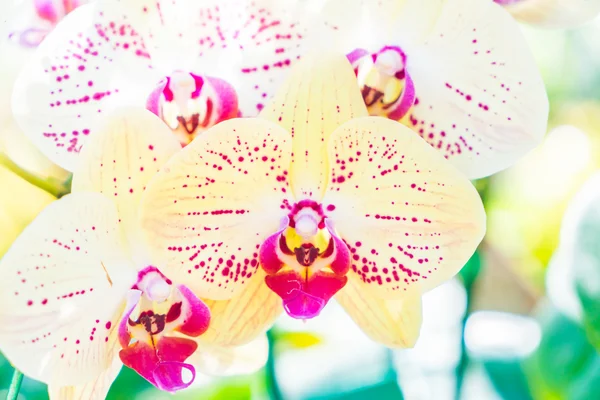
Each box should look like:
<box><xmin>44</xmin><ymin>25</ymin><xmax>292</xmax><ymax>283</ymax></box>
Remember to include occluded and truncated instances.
<box><xmin>498</xmin><ymin>0</ymin><xmax>600</xmax><ymax>28</ymax></box>
<box><xmin>335</xmin><ymin>272</ymin><xmax>422</xmax><ymax>348</ymax></box>
<box><xmin>140</xmin><ymin>118</ymin><xmax>292</xmax><ymax>300</ymax></box>
<box><xmin>128</xmin><ymin>0</ymin><xmax>308</xmax><ymax>117</ymax></box>
<box><xmin>12</xmin><ymin>3</ymin><xmax>157</xmax><ymax>171</ymax></box>
<box><xmin>322</xmin><ymin>117</ymin><xmax>485</xmax><ymax>296</ymax></box>
<box><xmin>402</xmin><ymin>0</ymin><xmax>548</xmax><ymax>179</ymax></box>
<box><xmin>71</xmin><ymin>108</ymin><xmax>181</xmax><ymax>263</ymax></box>
<box><xmin>0</xmin><ymin>192</ymin><xmax>136</xmax><ymax>385</ymax></box>
<box><xmin>200</xmin><ymin>270</ymin><xmax>283</xmax><ymax>346</ymax></box>
<box><xmin>48</xmin><ymin>338</ymin><xmax>123</xmax><ymax>400</ymax></box>
<box><xmin>260</xmin><ymin>52</ymin><xmax>368</xmax><ymax>201</ymax></box>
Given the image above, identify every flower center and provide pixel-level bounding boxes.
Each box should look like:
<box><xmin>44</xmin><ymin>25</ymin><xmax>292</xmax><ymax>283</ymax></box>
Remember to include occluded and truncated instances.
<box><xmin>259</xmin><ymin>200</ymin><xmax>350</xmax><ymax>320</ymax></box>
<box><xmin>146</xmin><ymin>71</ymin><xmax>239</xmax><ymax>146</ymax></box>
<box><xmin>118</xmin><ymin>266</ymin><xmax>210</xmax><ymax>393</ymax></box>
<box><xmin>348</xmin><ymin>46</ymin><xmax>416</xmax><ymax>120</ymax></box>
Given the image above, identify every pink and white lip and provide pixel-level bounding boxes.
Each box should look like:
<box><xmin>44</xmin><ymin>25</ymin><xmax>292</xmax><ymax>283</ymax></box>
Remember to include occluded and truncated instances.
<box><xmin>348</xmin><ymin>46</ymin><xmax>416</xmax><ymax>121</ymax></box>
<box><xmin>117</xmin><ymin>266</ymin><xmax>210</xmax><ymax>393</ymax></box>
<box><xmin>259</xmin><ymin>201</ymin><xmax>351</xmax><ymax>320</ymax></box>
<box><xmin>146</xmin><ymin>71</ymin><xmax>239</xmax><ymax>146</ymax></box>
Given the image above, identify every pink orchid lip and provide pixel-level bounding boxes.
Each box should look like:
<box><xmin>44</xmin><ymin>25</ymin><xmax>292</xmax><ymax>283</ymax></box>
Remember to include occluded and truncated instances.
<box><xmin>346</xmin><ymin>46</ymin><xmax>417</xmax><ymax>120</ymax></box>
<box><xmin>146</xmin><ymin>72</ymin><xmax>239</xmax><ymax>145</ymax></box>
<box><xmin>119</xmin><ymin>337</ymin><xmax>198</xmax><ymax>393</ymax></box>
<box><xmin>265</xmin><ymin>270</ymin><xmax>347</xmax><ymax>319</ymax></box>
<box><xmin>153</xmin><ymin>361</ymin><xmax>196</xmax><ymax>392</ymax></box>
<box><xmin>259</xmin><ymin>205</ymin><xmax>350</xmax><ymax>320</ymax></box>
<box><xmin>118</xmin><ymin>266</ymin><xmax>210</xmax><ymax>392</ymax></box>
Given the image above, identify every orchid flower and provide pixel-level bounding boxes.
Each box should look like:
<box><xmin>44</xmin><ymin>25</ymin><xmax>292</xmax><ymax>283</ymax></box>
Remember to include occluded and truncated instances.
<box><xmin>315</xmin><ymin>0</ymin><xmax>549</xmax><ymax>179</ymax></box>
<box><xmin>11</xmin><ymin>0</ymin><xmax>307</xmax><ymax>172</ymax></box>
<box><xmin>139</xmin><ymin>53</ymin><xmax>486</xmax><ymax>348</ymax></box>
<box><xmin>0</xmin><ymin>0</ymin><xmax>85</xmax><ymax>182</ymax></box>
<box><xmin>494</xmin><ymin>0</ymin><xmax>600</xmax><ymax>28</ymax></box>
<box><xmin>0</xmin><ymin>108</ymin><xmax>268</xmax><ymax>399</ymax></box>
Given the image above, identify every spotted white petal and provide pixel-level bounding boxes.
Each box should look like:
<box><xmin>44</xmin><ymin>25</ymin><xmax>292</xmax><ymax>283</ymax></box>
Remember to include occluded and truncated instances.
<box><xmin>0</xmin><ymin>192</ymin><xmax>136</xmax><ymax>385</ymax></box>
<box><xmin>12</xmin><ymin>3</ymin><xmax>158</xmax><ymax>171</ymax></box>
<box><xmin>400</xmin><ymin>0</ymin><xmax>549</xmax><ymax>179</ymax></box>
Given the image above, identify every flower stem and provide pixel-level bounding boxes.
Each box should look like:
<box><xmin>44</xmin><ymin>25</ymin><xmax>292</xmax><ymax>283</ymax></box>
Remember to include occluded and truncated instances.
<box><xmin>6</xmin><ymin>369</ymin><xmax>24</xmax><ymax>400</ymax></box>
<box><xmin>455</xmin><ymin>284</ymin><xmax>473</xmax><ymax>400</ymax></box>
<box><xmin>265</xmin><ymin>329</ymin><xmax>283</xmax><ymax>400</ymax></box>
<box><xmin>0</xmin><ymin>153</ymin><xmax>71</xmax><ymax>198</ymax></box>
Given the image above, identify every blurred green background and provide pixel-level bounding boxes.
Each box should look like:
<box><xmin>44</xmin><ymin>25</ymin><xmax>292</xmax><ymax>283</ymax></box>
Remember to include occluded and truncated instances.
<box><xmin>4</xmin><ymin>16</ymin><xmax>600</xmax><ymax>400</ymax></box>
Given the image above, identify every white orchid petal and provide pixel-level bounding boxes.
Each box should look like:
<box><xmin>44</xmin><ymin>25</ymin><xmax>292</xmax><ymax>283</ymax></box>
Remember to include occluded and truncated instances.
<box><xmin>12</xmin><ymin>3</ymin><xmax>158</xmax><ymax>171</ymax></box>
<box><xmin>0</xmin><ymin>192</ymin><xmax>135</xmax><ymax>385</ymax></box>
<box><xmin>402</xmin><ymin>0</ymin><xmax>548</xmax><ymax>179</ymax></box>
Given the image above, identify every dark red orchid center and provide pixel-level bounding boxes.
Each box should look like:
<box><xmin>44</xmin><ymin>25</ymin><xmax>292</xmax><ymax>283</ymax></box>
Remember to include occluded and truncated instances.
<box><xmin>347</xmin><ymin>46</ymin><xmax>416</xmax><ymax>120</ymax></box>
<box><xmin>259</xmin><ymin>202</ymin><xmax>350</xmax><ymax>319</ymax></box>
<box><xmin>118</xmin><ymin>266</ymin><xmax>210</xmax><ymax>393</ymax></box>
<box><xmin>146</xmin><ymin>71</ymin><xmax>239</xmax><ymax>145</ymax></box>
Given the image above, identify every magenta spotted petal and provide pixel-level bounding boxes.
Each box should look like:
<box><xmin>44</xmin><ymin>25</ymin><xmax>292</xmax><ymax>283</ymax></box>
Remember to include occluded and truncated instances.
<box><xmin>326</xmin><ymin>0</ymin><xmax>549</xmax><ymax>179</ymax></box>
<box><xmin>11</xmin><ymin>3</ymin><xmax>157</xmax><ymax>170</ymax></box>
<box><xmin>13</xmin><ymin>0</ymin><xmax>309</xmax><ymax>171</ymax></box>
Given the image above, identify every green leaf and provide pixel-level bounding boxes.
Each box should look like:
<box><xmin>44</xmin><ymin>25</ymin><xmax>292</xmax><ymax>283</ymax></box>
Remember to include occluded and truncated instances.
<box><xmin>458</xmin><ymin>248</ymin><xmax>482</xmax><ymax>290</ymax></box>
<box><xmin>483</xmin><ymin>360</ymin><xmax>533</xmax><ymax>400</ymax></box>
<box><xmin>309</xmin><ymin>380</ymin><xmax>403</xmax><ymax>400</ymax></box>
<box><xmin>560</xmin><ymin>174</ymin><xmax>600</xmax><ymax>347</ymax></box>
<box><xmin>524</xmin><ymin>306</ymin><xmax>600</xmax><ymax>400</ymax></box>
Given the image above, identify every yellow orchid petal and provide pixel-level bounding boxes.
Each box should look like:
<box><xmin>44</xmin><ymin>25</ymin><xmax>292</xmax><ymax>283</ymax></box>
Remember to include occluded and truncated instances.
<box><xmin>200</xmin><ymin>271</ymin><xmax>283</xmax><ymax>347</ymax></box>
<box><xmin>260</xmin><ymin>52</ymin><xmax>368</xmax><ymax>201</ymax></box>
<box><xmin>501</xmin><ymin>0</ymin><xmax>600</xmax><ymax>28</ymax></box>
<box><xmin>336</xmin><ymin>273</ymin><xmax>422</xmax><ymax>348</ymax></box>
<box><xmin>190</xmin><ymin>335</ymin><xmax>269</xmax><ymax>377</ymax></box>
<box><xmin>322</xmin><ymin>117</ymin><xmax>485</xmax><ymax>297</ymax></box>
<box><xmin>49</xmin><ymin>342</ymin><xmax>123</xmax><ymax>400</ymax></box>
<box><xmin>0</xmin><ymin>164</ymin><xmax>55</xmax><ymax>257</ymax></box>
<box><xmin>140</xmin><ymin>118</ymin><xmax>292</xmax><ymax>300</ymax></box>
<box><xmin>72</xmin><ymin>108</ymin><xmax>182</xmax><ymax>264</ymax></box>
